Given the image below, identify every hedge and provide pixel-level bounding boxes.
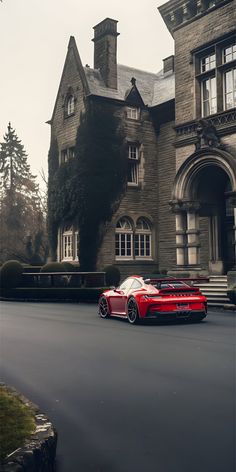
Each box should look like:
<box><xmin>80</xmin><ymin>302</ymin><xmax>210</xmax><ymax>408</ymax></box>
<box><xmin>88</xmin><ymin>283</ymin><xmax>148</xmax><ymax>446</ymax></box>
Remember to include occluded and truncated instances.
<box><xmin>0</xmin><ymin>260</ymin><xmax>23</xmax><ymax>289</ymax></box>
<box><xmin>0</xmin><ymin>287</ymin><xmax>107</xmax><ymax>302</ymax></box>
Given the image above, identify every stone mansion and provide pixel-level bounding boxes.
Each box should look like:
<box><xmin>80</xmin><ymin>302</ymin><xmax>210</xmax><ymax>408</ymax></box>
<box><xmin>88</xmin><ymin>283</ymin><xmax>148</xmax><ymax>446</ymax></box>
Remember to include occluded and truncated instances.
<box><xmin>48</xmin><ymin>0</ymin><xmax>236</xmax><ymax>279</ymax></box>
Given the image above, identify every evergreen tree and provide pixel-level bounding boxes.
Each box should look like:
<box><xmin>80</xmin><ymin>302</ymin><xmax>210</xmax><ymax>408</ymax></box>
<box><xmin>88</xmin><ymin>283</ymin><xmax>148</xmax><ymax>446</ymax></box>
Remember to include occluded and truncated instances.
<box><xmin>0</xmin><ymin>123</ymin><xmax>48</xmax><ymax>263</ymax></box>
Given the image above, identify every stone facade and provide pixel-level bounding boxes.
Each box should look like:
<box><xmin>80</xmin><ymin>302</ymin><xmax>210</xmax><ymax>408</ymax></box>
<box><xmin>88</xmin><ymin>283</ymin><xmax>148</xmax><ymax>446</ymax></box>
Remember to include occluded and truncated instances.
<box><xmin>48</xmin><ymin>3</ymin><xmax>236</xmax><ymax>279</ymax></box>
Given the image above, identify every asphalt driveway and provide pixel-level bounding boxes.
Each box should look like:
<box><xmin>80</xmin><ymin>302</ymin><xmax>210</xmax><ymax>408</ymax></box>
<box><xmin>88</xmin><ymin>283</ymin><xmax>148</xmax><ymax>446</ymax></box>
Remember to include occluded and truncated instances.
<box><xmin>0</xmin><ymin>302</ymin><xmax>235</xmax><ymax>472</ymax></box>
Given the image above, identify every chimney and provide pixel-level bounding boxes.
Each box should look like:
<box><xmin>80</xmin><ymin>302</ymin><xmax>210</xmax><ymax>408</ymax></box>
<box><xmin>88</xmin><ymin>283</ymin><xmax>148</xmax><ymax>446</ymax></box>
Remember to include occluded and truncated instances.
<box><xmin>163</xmin><ymin>55</ymin><xmax>175</xmax><ymax>75</ymax></box>
<box><xmin>92</xmin><ymin>18</ymin><xmax>119</xmax><ymax>89</ymax></box>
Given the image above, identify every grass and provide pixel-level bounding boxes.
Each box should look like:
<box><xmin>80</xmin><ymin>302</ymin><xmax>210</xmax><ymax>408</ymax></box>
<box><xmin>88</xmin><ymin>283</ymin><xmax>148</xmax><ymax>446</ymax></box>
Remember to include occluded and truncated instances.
<box><xmin>0</xmin><ymin>386</ymin><xmax>35</xmax><ymax>461</ymax></box>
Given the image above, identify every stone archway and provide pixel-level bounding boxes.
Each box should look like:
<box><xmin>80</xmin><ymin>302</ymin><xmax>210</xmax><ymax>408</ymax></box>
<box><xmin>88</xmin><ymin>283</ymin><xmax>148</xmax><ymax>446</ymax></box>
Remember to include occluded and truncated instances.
<box><xmin>170</xmin><ymin>149</ymin><xmax>236</xmax><ymax>275</ymax></box>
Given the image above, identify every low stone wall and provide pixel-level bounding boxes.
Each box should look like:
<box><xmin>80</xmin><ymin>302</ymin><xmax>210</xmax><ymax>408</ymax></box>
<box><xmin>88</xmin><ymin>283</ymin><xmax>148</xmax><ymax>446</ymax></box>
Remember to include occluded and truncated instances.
<box><xmin>0</xmin><ymin>385</ymin><xmax>57</xmax><ymax>472</ymax></box>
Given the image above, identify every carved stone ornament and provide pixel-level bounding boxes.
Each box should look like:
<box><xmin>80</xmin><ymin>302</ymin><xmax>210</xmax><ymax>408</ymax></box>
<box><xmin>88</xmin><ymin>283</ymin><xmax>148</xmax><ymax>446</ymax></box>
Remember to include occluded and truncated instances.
<box><xmin>195</xmin><ymin>119</ymin><xmax>221</xmax><ymax>150</ymax></box>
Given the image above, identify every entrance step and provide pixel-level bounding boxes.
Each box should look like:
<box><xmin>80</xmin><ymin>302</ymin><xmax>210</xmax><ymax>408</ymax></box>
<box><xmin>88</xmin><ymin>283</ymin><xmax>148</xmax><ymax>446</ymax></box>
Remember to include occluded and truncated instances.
<box><xmin>194</xmin><ymin>275</ymin><xmax>229</xmax><ymax>306</ymax></box>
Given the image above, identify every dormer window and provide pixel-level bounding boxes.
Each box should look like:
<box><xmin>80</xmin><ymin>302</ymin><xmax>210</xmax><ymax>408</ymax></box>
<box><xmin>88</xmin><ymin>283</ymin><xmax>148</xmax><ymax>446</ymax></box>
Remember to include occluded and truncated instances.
<box><xmin>127</xmin><ymin>107</ymin><xmax>139</xmax><ymax>120</ymax></box>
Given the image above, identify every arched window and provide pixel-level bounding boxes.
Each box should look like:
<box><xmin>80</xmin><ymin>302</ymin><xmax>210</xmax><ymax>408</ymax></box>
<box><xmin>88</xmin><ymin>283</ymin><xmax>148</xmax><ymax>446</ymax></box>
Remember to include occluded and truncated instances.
<box><xmin>135</xmin><ymin>218</ymin><xmax>152</xmax><ymax>258</ymax></box>
<box><xmin>66</xmin><ymin>95</ymin><xmax>75</xmax><ymax>116</ymax></box>
<box><xmin>115</xmin><ymin>217</ymin><xmax>133</xmax><ymax>258</ymax></box>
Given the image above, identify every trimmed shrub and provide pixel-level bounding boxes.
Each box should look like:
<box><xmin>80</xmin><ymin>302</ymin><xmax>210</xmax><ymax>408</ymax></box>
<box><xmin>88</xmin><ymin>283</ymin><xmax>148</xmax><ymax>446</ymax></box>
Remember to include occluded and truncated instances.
<box><xmin>0</xmin><ymin>260</ymin><xmax>23</xmax><ymax>289</ymax></box>
<box><xmin>104</xmin><ymin>265</ymin><xmax>120</xmax><ymax>286</ymax></box>
<box><xmin>61</xmin><ymin>262</ymin><xmax>75</xmax><ymax>272</ymax></box>
<box><xmin>40</xmin><ymin>262</ymin><xmax>66</xmax><ymax>272</ymax></box>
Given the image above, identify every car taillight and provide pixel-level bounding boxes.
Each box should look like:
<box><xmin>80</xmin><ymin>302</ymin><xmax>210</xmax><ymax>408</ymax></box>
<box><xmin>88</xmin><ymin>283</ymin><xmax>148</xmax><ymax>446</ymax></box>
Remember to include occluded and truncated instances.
<box><xmin>140</xmin><ymin>295</ymin><xmax>162</xmax><ymax>301</ymax></box>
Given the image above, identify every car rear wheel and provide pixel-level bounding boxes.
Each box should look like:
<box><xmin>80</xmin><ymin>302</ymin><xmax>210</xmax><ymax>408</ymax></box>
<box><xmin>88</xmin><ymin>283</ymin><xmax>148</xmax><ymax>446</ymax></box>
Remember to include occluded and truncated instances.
<box><xmin>98</xmin><ymin>296</ymin><xmax>110</xmax><ymax>319</ymax></box>
<box><xmin>127</xmin><ymin>297</ymin><xmax>139</xmax><ymax>324</ymax></box>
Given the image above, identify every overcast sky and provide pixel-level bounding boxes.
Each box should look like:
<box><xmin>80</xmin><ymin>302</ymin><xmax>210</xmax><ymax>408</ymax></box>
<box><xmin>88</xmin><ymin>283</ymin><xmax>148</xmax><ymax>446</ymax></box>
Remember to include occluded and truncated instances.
<box><xmin>0</xmin><ymin>0</ymin><xmax>173</xmax><ymax>187</ymax></box>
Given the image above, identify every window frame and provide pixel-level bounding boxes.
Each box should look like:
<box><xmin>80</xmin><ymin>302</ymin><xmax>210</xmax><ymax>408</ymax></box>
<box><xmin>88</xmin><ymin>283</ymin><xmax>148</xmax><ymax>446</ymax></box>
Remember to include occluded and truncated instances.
<box><xmin>60</xmin><ymin>146</ymin><xmax>75</xmax><ymax>165</ymax></box>
<box><xmin>61</xmin><ymin>226</ymin><xmax>79</xmax><ymax>262</ymax></box>
<box><xmin>62</xmin><ymin>227</ymin><xmax>73</xmax><ymax>261</ymax></box>
<box><xmin>201</xmin><ymin>75</ymin><xmax>217</xmax><ymax>117</ymax></box>
<box><xmin>134</xmin><ymin>217</ymin><xmax>152</xmax><ymax>259</ymax></box>
<box><xmin>115</xmin><ymin>217</ymin><xmax>133</xmax><ymax>260</ymax></box>
<box><xmin>64</xmin><ymin>94</ymin><xmax>75</xmax><ymax>118</ymax></box>
<box><xmin>126</xmin><ymin>107</ymin><xmax>140</xmax><ymax>120</ymax></box>
<box><xmin>195</xmin><ymin>35</ymin><xmax>236</xmax><ymax>118</ymax></box>
<box><xmin>127</xmin><ymin>143</ymin><xmax>139</xmax><ymax>186</ymax></box>
<box><xmin>223</xmin><ymin>66</ymin><xmax>236</xmax><ymax>110</ymax></box>
<box><xmin>115</xmin><ymin>217</ymin><xmax>153</xmax><ymax>261</ymax></box>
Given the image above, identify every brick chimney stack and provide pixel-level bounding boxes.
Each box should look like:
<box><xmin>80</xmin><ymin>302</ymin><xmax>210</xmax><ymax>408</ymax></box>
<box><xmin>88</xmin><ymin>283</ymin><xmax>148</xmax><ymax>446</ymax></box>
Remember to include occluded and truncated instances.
<box><xmin>92</xmin><ymin>18</ymin><xmax>119</xmax><ymax>90</ymax></box>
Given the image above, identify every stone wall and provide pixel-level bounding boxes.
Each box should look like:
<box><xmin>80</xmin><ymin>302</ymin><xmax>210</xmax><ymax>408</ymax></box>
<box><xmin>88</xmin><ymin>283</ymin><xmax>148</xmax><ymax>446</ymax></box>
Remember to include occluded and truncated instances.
<box><xmin>157</xmin><ymin>120</ymin><xmax>176</xmax><ymax>272</ymax></box>
<box><xmin>174</xmin><ymin>1</ymin><xmax>236</xmax><ymax>125</ymax></box>
<box><xmin>50</xmin><ymin>40</ymin><xmax>86</xmax><ymax>160</ymax></box>
<box><xmin>0</xmin><ymin>385</ymin><xmax>57</xmax><ymax>472</ymax></box>
<box><xmin>97</xmin><ymin>106</ymin><xmax>160</xmax><ymax>274</ymax></box>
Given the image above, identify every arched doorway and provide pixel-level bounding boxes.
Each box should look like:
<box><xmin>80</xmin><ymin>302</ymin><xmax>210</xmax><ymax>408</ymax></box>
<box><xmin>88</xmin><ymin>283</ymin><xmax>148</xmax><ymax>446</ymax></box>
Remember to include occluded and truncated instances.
<box><xmin>170</xmin><ymin>150</ymin><xmax>236</xmax><ymax>275</ymax></box>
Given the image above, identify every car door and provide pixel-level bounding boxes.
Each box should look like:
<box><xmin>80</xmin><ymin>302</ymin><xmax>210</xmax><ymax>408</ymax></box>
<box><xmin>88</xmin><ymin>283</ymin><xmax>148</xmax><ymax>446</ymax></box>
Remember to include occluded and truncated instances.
<box><xmin>109</xmin><ymin>278</ymin><xmax>134</xmax><ymax>315</ymax></box>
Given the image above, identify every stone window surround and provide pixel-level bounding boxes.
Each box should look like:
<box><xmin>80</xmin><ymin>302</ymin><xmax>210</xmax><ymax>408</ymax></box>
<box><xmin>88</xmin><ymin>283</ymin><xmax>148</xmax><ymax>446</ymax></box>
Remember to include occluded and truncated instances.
<box><xmin>194</xmin><ymin>33</ymin><xmax>236</xmax><ymax>118</ymax></box>
<box><xmin>127</xmin><ymin>142</ymin><xmax>140</xmax><ymax>186</ymax></box>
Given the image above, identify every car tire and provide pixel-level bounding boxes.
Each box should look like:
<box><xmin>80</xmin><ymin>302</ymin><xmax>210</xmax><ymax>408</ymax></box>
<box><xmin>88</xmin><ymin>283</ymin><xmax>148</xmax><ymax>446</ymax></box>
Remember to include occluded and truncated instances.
<box><xmin>127</xmin><ymin>297</ymin><xmax>139</xmax><ymax>324</ymax></box>
<box><xmin>98</xmin><ymin>296</ymin><xmax>110</xmax><ymax>319</ymax></box>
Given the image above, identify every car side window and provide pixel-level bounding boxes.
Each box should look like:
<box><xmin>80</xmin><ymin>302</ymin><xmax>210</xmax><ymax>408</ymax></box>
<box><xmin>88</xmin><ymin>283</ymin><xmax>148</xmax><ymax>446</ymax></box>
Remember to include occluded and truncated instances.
<box><xmin>131</xmin><ymin>279</ymin><xmax>142</xmax><ymax>289</ymax></box>
<box><xmin>119</xmin><ymin>278</ymin><xmax>134</xmax><ymax>294</ymax></box>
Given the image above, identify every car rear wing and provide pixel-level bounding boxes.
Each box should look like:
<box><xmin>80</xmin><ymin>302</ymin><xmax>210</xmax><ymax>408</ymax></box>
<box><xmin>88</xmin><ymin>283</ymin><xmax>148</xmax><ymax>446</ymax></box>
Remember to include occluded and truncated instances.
<box><xmin>144</xmin><ymin>277</ymin><xmax>209</xmax><ymax>284</ymax></box>
<box><xmin>144</xmin><ymin>277</ymin><xmax>209</xmax><ymax>294</ymax></box>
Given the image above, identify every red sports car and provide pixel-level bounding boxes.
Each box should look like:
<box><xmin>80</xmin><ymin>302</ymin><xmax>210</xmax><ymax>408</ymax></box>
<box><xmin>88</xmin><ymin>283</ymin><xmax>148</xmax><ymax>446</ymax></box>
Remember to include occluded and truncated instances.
<box><xmin>98</xmin><ymin>276</ymin><xmax>207</xmax><ymax>324</ymax></box>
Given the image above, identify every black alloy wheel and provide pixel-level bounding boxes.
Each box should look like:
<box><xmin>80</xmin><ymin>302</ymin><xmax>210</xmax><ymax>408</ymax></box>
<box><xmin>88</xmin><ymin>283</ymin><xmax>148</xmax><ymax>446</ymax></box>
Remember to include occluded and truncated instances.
<box><xmin>127</xmin><ymin>297</ymin><xmax>139</xmax><ymax>324</ymax></box>
<box><xmin>98</xmin><ymin>296</ymin><xmax>110</xmax><ymax>318</ymax></box>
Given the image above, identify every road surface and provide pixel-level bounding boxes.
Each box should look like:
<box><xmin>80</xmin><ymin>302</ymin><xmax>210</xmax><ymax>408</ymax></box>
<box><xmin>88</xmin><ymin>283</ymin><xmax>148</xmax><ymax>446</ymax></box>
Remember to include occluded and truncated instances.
<box><xmin>1</xmin><ymin>301</ymin><xmax>235</xmax><ymax>472</ymax></box>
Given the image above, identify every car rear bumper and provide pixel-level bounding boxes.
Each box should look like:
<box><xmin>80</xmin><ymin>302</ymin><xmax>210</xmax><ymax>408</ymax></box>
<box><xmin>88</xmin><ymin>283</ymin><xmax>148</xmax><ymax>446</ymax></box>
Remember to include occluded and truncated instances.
<box><xmin>145</xmin><ymin>309</ymin><xmax>207</xmax><ymax>321</ymax></box>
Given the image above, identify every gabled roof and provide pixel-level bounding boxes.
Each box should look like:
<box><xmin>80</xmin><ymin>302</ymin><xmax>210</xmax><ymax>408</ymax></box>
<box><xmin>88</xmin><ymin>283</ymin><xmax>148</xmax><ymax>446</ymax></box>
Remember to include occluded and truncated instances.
<box><xmin>49</xmin><ymin>36</ymin><xmax>89</xmax><ymax>123</ymax></box>
<box><xmin>84</xmin><ymin>63</ymin><xmax>175</xmax><ymax>107</ymax></box>
<box><xmin>124</xmin><ymin>77</ymin><xmax>145</xmax><ymax>107</ymax></box>
<box><xmin>50</xmin><ymin>36</ymin><xmax>175</xmax><ymax>123</ymax></box>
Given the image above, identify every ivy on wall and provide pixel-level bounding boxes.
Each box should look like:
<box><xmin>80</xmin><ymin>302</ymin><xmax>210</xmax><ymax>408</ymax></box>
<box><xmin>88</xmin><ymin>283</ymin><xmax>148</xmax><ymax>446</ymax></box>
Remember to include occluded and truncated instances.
<box><xmin>48</xmin><ymin>100</ymin><xmax>127</xmax><ymax>269</ymax></box>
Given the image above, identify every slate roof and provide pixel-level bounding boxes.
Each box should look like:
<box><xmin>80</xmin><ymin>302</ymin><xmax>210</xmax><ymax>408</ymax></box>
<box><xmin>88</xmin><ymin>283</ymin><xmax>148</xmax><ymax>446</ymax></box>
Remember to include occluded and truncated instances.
<box><xmin>84</xmin><ymin>63</ymin><xmax>175</xmax><ymax>107</ymax></box>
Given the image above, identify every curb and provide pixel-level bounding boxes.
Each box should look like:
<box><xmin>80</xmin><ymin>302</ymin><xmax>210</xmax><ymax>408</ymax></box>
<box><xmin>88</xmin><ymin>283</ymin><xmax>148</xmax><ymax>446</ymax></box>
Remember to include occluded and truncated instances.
<box><xmin>0</xmin><ymin>297</ymin><xmax>97</xmax><ymax>303</ymax></box>
<box><xmin>0</xmin><ymin>384</ymin><xmax>57</xmax><ymax>472</ymax></box>
<box><xmin>223</xmin><ymin>304</ymin><xmax>236</xmax><ymax>311</ymax></box>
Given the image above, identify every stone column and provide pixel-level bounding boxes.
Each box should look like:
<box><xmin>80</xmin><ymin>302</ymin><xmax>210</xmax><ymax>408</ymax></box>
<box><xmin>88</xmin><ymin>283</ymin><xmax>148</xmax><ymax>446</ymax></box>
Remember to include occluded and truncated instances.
<box><xmin>233</xmin><ymin>206</ymin><xmax>236</xmax><ymax>265</ymax></box>
<box><xmin>186</xmin><ymin>209</ymin><xmax>199</xmax><ymax>265</ymax></box>
<box><xmin>175</xmin><ymin>212</ymin><xmax>186</xmax><ymax>266</ymax></box>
